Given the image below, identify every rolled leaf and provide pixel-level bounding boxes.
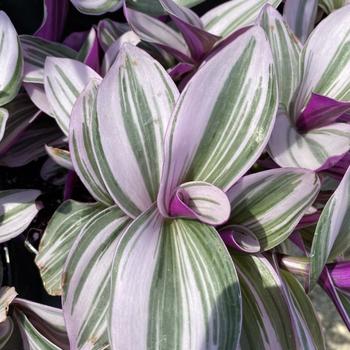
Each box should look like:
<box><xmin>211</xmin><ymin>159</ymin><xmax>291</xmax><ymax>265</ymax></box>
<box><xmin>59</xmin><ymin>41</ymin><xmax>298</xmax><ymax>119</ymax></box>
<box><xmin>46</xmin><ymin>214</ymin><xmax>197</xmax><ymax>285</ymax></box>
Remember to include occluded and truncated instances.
<box><xmin>283</xmin><ymin>0</ymin><xmax>318</xmax><ymax>44</ymax></box>
<box><xmin>21</xmin><ymin>35</ymin><xmax>77</xmax><ymax>84</ymax></box>
<box><xmin>35</xmin><ymin>200</ymin><xmax>104</xmax><ymax>296</ymax></box>
<box><xmin>0</xmin><ymin>189</ymin><xmax>41</xmax><ymax>243</ymax></box>
<box><xmin>0</xmin><ymin>287</ymin><xmax>17</xmax><ymax>322</ymax></box>
<box><xmin>0</xmin><ymin>318</ymin><xmax>14</xmax><ymax>348</ymax></box>
<box><xmin>0</xmin><ymin>11</ymin><xmax>23</xmax><ymax>106</ymax></box>
<box><xmin>44</xmin><ymin>57</ymin><xmax>101</xmax><ymax>135</ymax></box>
<box><xmin>0</xmin><ymin>108</ymin><xmax>8</xmax><ymax>142</ymax></box>
<box><xmin>169</xmin><ymin>181</ymin><xmax>230</xmax><ymax>225</ymax></box>
<box><xmin>97</xmin><ymin>18</ymin><xmax>129</xmax><ymax>51</ymax></box>
<box><xmin>70</xmin><ymin>0</ymin><xmax>122</xmax><ymax>15</ymax></box>
<box><xmin>109</xmin><ymin>206</ymin><xmax>241</xmax><ymax>349</ymax></box>
<box><xmin>292</xmin><ymin>6</ymin><xmax>350</xmax><ymax>120</ymax></box>
<box><xmin>158</xmin><ymin>26</ymin><xmax>277</xmax><ymax>216</ymax></box>
<box><xmin>201</xmin><ymin>0</ymin><xmax>281</xmax><ymax>37</ymax></box>
<box><xmin>45</xmin><ymin>146</ymin><xmax>73</xmax><ymax>170</ymax></box>
<box><xmin>259</xmin><ymin>5</ymin><xmax>302</xmax><ymax>109</ymax></box>
<box><xmin>70</xmin><ymin>80</ymin><xmax>114</xmax><ymax>205</ymax></box>
<box><xmin>34</xmin><ymin>0</ymin><xmax>69</xmax><ymax>42</ymax></box>
<box><xmin>62</xmin><ymin>206</ymin><xmax>130</xmax><ymax>350</ymax></box>
<box><xmin>268</xmin><ymin>110</ymin><xmax>350</xmax><ymax>170</ymax></box>
<box><xmin>94</xmin><ymin>44</ymin><xmax>179</xmax><ymax>217</ymax></box>
<box><xmin>310</xmin><ymin>166</ymin><xmax>350</xmax><ymax>289</ymax></box>
<box><xmin>225</xmin><ymin>168</ymin><xmax>321</xmax><ymax>251</ymax></box>
<box><xmin>0</xmin><ymin>94</ymin><xmax>39</xmax><ymax>156</ymax></box>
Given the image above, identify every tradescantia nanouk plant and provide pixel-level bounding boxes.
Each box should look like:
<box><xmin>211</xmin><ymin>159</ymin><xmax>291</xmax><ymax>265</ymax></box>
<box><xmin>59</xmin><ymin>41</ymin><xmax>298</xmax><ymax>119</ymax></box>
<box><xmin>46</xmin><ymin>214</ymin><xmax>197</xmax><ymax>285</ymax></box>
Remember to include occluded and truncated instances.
<box><xmin>1</xmin><ymin>0</ymin><xmax>350</xmax><ymax>349</ymax></box>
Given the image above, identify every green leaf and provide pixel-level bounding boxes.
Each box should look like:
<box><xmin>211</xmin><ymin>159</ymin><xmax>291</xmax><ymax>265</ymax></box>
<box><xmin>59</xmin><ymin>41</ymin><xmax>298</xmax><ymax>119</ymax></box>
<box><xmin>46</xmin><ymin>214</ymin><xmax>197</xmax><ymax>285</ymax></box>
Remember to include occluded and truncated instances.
<box><xmin>35</xmin><ymin>200</ymin><xmax>104</xmax><ymax>296</ymax></box>
<box><xmin>109</xmin><ymin>206</ymin><xmax>241</xmax><ymax>349</ymax></box>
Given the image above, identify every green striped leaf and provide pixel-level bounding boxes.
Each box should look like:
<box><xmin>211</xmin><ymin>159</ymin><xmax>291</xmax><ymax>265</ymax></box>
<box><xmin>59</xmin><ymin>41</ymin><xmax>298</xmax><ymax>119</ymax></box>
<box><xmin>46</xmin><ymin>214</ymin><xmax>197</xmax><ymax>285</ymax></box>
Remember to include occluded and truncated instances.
<box><xmin>225</xmin><ymin>168</ymin><xmax>321</xmax><ymax>251</ymax></box>
<box><xmin>45</xmin><ymin>145</ymin><xmax>73</xmax><ymax>170</ymax></box>
<box><xmin>158</xmin><ymin>27</ymin><xmax>277</xmax><ymax>216</ymax></box>
<box><xmin>126</xmin><ymin>0</ymin><xmax>207</xmax><ymax>16</ymax></box>
<box><xmin>268</xmin><ymin>110</ymin><xmax>350</xmax><ymax>170</ymax></box>
<box><xmin>125</xmin><ymin>6</ymin><xmax>191</xmax><ymax>62</ymax></box>
<box><xmin>70</xmin><ymin>80</ymin><xmax>114</xmax><ymax>205</ymax></box>
<box><xmin>70</xmin><ymin>0</ymin><xmax>122</xmax><ymax>15</ymax></box>
<box><xmin>283</xmin><ymin>0</ymin><xmax>318</xmax><ymax>44</ymax></box>
<box><xmin>259</xmin><ymin>5</ymin><xmax>302</xmax><ymax>109</ymax></box>
<box><xmin>319</xmin><ymin>0</ymin><xmax>350</xmax><ymax>13</ymax></box>
<box><xmin>62</xmin><ymin>206</ymin><xmax>130</xmax><ymax>350</ymax></box>
<box><xmin>110</xmin><ymin>206</ymin><xmax>241</xmax><ymax>349</ymax></box>
<box><xmin>21</xmin><ymin>35</ymin><xmax>77</xmax><ymax>84</ymax></box>
<box><xmin>0</xmin><ymin>11</ymin><xmax>23</xmax><ymax>106</ymax></box>
<box><xmin>0</xmin><ymin>94</ymin><xmax>39</xmax><ymax>156</ymax></box>
<box><xmin>44</xmin><ymin>57</ymin><xmax>101</xmax><ymax>135</ymax></box>
<box><xmin>35</xmin><ymin>200</ymin><xmax>104</xmax><ymax>296</ymax></box>
<box><xmin>13</xmin><ymin>299</ymin><xmax>69</xmax><ymax>350</ymax></box>
<box><xmin>310</xmin><ymin>167</ymin><xmax>350</xmax><ymax>289</ymax></box>
<box><xmin>0</xmin><ymin>117</ymin><xmax>65</xmax><ymax>168</ymax></box>
<box><xmin>201</xmin><ymin>0</ymin><xmax>281</xmax><ymax>37</ymax></box>
<box><xmin>97</xmin><ymin>18</ymin><xmax>129</xmax><ymax>51</ymax></box>
<box><xmin>0</xmin><ymin>189</ymin><xmax>41</xmax><ymax>243</ymax></box>
<box><xmin>292</xmin><ymin>6</ymin><xmax>350</xmax><ymax>120</ymax></box>
<box><xmin>281</xmin><ymin>270</ymin><xmax>326</xmax><ymax>350</ymax></box>
<box><xmin>94</xmin><ymin>44</ymin><xmax>179</xmax><ymax>217</ymax></box>
<box><xmin>0</xmin><ymin>108</ymin><xmax>8</xmax><ymax>142</ymax></box>
<box><xmin>232</xmin><ymin>253</ymin><xmax>297</xmax><ymax>349</ymax></box>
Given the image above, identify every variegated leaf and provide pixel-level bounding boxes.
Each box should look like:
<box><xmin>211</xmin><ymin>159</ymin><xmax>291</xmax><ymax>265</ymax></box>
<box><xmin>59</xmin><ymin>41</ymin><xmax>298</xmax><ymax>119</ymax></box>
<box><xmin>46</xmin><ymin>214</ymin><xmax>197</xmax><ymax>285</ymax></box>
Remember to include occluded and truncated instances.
<box><xmin>268</xmin><ymin>110</ymin><xmax>350</xmax><ymax>170</ymax></box>
<box><xmin>0</xmin><ymin>318</ymin><xmax>14</xmax><ymax>348</ymax></box>
<box><xmin>44</xmin><ymin>57</ymin><xmax>101</xmax><ymax>135</ymax></box>
<box><xmin>319</xmin><ymin>0</ymin><xmax>350</xmax><ymax>13</ymax></box>
<box><xmin>225</xmin><ymin>168</ymin><xmax>320</xmax><ymax>251</ymax></box>
<box><xmin>232</xmin><ymin>253</ymin><xmax>296</xmax><ymax>349</ymax></box>
<box><xmin>0</xmin><ymin>190</ymin><xmax>41</xmax><ymax>243</ymax></box>
<box><xmin>0</xmin><ymin>287</ymin><xmax>17</xmax><ymax>322</ymax></box>
<box><xmin>70</xmin><ymin>80</ymin><xmax>113</xmax><ymax>205</ymax></box>
<box><xmin>310</xmin><ymin>166</ymin><xmax>350</xmax><ymax>289</ymax></box>
<box><xmin>169</xmin><ymin>181</ymin><xmax>230</xmax><ymax>225</ymax></box>
<box><xmin>158</xmin><ymin>27</ymin><xmax>277</xmax><ymax>216</ymax></box>
<box><xmin>201</xmin><ymin>0</ymin><xmax>281</xmax><ymax>37</ymax></box>
<box><xmin>76</xmin><ymin>28</ymin><xmax>100</xmax><ymax>73</ymax></box>
<box><xmin>124</xmin><ymin>6</ymin><xmax>191</xmax><ymax>62</ymax></box>
<box><xmin>35</xmin><ymin>200</ymin><xmax>104</xmax><ymax>296</ymax></box>
<box><xmin>0</xmin><ymin>118</ymin><xmax>64</xmax><ymax>168</ymax></box>
<box><xmin>110</xmin><ymin>206</ymin><xmax>241</xmax><ymax>349</ymax></box>
<box><xmin>125</xmin><ymin>0</ymin><xmax>207</xmax><ymax>16</ymax></box>
<box><xmin>97</xmin><ymin>18</ymin><xmax>130</xmax><ymax>51</ymax></box>
<box><xmin>70</xmin><ymin>0</ymin><xmax>122</xmax><ymax>15</ymax></box>
<box><xmin>62</xmin><ymin>206</ymin><xmax>130</xmax><ymax>350</ymax></box>
<box><xmin>259</xmin><ymin>5</ymin><xmax>302</xmax><ymax>109</ymax></box>
<box><xmin>0</xmin><ymin>11</ymin><xmax>23</xmax><ymax>106</ymax></box>
<box><xmin>283</xmin><ymin>0</ymin><xmax>318</xmax><ymax>44</ymax></box>
<box><xmin>281</xmin><ymin>270</ymin><xmax>326</xmax><ymax>350</ymax></box>
<box><xmin>23</xmin><ymin>82</ymin><xmax>53</xmax><ymax>116</ymax></box>
<box><xmin>0</xmin><ymin>108</ymin><xmax>8</xmax><ymax>142</ymax></box>
<box><xmin>94</xmin><ymin>44</ymin><xmax>179</xmax><ymax>217</ymax></box>
<box><xmin>0</xmin><ymin>94</ymin><xmax>39</xmax><ymax>156</ymax></box>
<box><xmin>45</xmin><ymin>145</ymin><xmax>73</xmax><ymax>170</ymax></box>
<box><xmin>292</xmin><ymin>5</ymin><xmax>350</xmax><ymax>120</ymax></box>
<box><xmin>13</xmin><ymin>298</ymin><xmax>69</xmax><ymax>350</ymax></box>
<box><xmin>21</xmin><ymin>35</ymin><xmax>77</xmax><ymax>84</ymax></box>
<box><xmin>101</xmin><ymin>31</ymin><xmax>140</xmax><ymax>75</ymax></box>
